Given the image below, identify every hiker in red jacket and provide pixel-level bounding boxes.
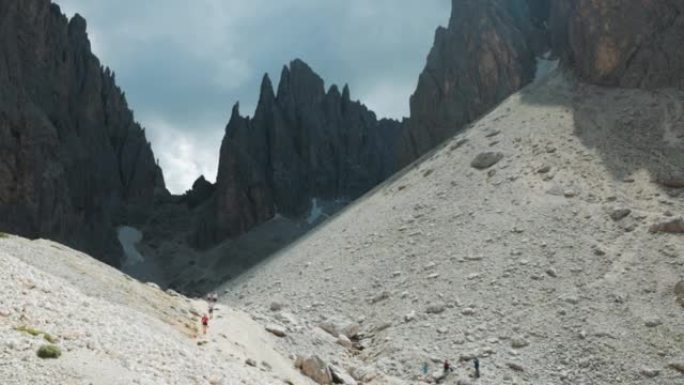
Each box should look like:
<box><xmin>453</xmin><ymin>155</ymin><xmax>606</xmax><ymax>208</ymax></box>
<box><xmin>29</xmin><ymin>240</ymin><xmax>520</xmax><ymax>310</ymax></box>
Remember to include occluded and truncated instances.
<box><xmin>201</xmin><ymin>314</ymin><xmax>209</xmax><ymax>335</ymax></box>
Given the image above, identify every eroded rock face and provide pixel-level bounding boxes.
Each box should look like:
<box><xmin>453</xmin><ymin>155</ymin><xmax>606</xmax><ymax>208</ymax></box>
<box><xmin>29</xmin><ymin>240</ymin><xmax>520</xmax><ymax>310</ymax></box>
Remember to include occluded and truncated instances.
<box><xmin>192</xmin><ymin>60</ymin><xmax>400</xmax><ymax>248</ymax></box>
<box><xmin>551</xmin><ymin>0</ymin><xmax>684</xmax><ymax>89</ymax></box>
<box><xmin>0</xmin><ymin>1</ymin><xmax>166</xmax><ymax>265</ymax></box>
<box><xmin>398</xmin><ymin>0</ymin><xmax>543</xmax><ymax>165</ymax></box>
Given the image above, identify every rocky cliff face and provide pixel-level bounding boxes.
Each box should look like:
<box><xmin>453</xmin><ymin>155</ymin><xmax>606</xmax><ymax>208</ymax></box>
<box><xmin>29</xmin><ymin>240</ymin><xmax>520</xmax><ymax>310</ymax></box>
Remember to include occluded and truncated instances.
<box><xmin>192</xmin><ymin>60</ymin><xmax>400</xmax><ymax>248</ymax></box>
<box><xmin>550</xmin><ymin>0</ymin><xmax>684</xmax><ymax>89</ymax></box>
<box><xmin>0</xmin><ymin>0</ymin><xmax>166</xmax><ymax>265</ymax></box>
<box><xmin>399</xmin><ymin>0</ymin><xmax>684</xmax><ymax>166</ymax></box>
<box><xmin>398</xmin><ymin>0</ymin><xmax>544</xmax><ymax>165</ymax></box>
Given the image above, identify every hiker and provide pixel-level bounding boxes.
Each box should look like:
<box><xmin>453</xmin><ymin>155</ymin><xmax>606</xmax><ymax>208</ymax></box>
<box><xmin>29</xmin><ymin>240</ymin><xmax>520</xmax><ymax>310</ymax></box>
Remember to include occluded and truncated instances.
<box><xmin>422</xmin><ymin>362</ymin><xmax>429</xmax><ymax>377</ymax></box>
<box><xmin>473</xmin><ymin>357</ymin><xmax>480</xmax><ymax>378</ymax></box>
<box><xmin>443</xmin><ymin>359</ymin><xmax>453</xmax><ymax>374</ymax></box>
<box><xmin>201</xmin><ymin>314</ymin><xmax>209</xmax><ymax>335</ymax></box>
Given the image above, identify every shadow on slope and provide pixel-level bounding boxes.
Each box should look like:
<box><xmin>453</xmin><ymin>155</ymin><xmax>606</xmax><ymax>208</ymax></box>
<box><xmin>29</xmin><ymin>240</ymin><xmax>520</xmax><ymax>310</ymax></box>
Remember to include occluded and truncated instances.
<box><xmin>520</xmin><ymin>71</ymin><xmax>684</xmax><ymax>187</ymax></box>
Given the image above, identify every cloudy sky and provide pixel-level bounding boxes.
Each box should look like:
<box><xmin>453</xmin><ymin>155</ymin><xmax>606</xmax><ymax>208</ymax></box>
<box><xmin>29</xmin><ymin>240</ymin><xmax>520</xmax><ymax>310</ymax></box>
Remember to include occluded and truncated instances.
<box><xmin>56</xmin><ymin>1</ymin><xmax>450</xmax><ymax>194</ymax></box>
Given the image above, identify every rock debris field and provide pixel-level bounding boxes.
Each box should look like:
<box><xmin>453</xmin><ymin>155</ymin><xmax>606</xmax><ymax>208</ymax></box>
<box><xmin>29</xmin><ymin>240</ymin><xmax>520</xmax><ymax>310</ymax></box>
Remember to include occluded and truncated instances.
<box><xmin>1</xmin><ymin>72</ymin><xmax>683</xmax><ymax>385</ymax></box>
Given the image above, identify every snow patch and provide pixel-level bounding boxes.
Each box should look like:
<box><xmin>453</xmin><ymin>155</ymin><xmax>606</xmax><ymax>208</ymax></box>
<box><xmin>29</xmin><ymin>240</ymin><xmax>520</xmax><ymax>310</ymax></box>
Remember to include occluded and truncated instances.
<box><xmin>535</xmin><ymin>51</ymin><xmax>559</xmax><ymax>81</ymax></box>
<box><xmin>117</xmin><ymin>226</ymin><xmax>144</xmax><ymax>267</ymax></box>
<box><xmin>306</xmin><ymin>198</ymin><xmax>325</xmax><ymax>225</ymax></box>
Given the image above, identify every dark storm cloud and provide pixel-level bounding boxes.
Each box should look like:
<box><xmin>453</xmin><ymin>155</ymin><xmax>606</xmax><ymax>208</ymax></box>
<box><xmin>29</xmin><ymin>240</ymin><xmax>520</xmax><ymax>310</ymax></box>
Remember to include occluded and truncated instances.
<box><xmin>56</xmin><ymin>0</ymin><xmax>450</xmax><ymax>193</ymax></box>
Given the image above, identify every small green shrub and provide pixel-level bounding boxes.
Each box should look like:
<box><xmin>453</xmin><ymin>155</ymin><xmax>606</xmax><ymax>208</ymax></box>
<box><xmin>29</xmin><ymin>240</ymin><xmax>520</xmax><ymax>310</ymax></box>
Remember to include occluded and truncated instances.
<box><xmin>37</xmin><ymin>344</ymin><xmax>61</xmax><ymax>359</ymax></box>
<box><xmin>15</xmin><ymin>325</ymin><xmax>58</xmax><ymax>343</ymax></box>
<box><xmin>43</xmin><ymin>333</ymin><xmax>57</xmax><ymax>343</ymax></box>
<box><xmin>0</xmin><ymin>232</ymin><xmax>7</xmax><ymax>238</ymax></box>
<box><xmin>15</xmin><ymin>325</ymin><xmax>42</xmax><ymax>337</ymax></box>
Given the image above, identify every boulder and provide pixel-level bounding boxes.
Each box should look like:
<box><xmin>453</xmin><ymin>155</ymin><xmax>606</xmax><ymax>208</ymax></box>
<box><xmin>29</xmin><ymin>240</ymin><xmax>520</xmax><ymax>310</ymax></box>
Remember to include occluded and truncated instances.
<box><xmin>675</xmin><ymin>280</ymin><xmax>684</xmax><ymax>307</ymax></box>
<box><xmin>295</xmin><ymin>356</ymin><xmax>333</xmax><ymax>385</ymax></box>
<box><xmin>336</xmin><ymin>335</ymin><xmax>353</xmax><ymax>349</ymax></box>
<box><xmin>426</xmin><ymin>303</ymin><xmax>447</xmax><ymax>314</ymax></box>
<box><xmin>610</xmin><ymin>209</ymin><xmax>632</xmax><ymax>221</ymax></box>
<box><xmin>329</xmin><ymin>365</ymin><xmax>358</xmax><ymax>385</ymax></box>
<box><xmin>657</xmin><ymin>172</ymin><xmax>684</xmax><ymax>188</ymax></box>
<box><xmin>649</xmin><ymin>218</ymin><xmax>684</xmax><ymax>234</ymax></box>
<box><xmin>471</xmin><ymin>152</ymin><xmax>504</xmax><ymax>170</ymax></box>
<box><xmin>319</xmin><ymin>319</ymin><xmax>361</xmax><ymax>339</ymax></box>
<box><xmin>669</xmin><ymin>362</ymin><xmax>684</xmax><ymax>373</ymax></box>
<box><xmin>265</xmin><ymin>324</ymin><xmax>287</xmax><ymax>337</ymax></box>
<box><xmin>510</xmin><ymin>337</ymin><xmax>529</xmax><ymax>349</ymax></box>
<box><xmin>639</xmin><ymin>368</ymin><xmax>660</xmax><ymax>378</ymax></box>
<box><xmin>348</xmin><ymin>366</ymin><xmax>378</xmax><ymax>383</ymax></box>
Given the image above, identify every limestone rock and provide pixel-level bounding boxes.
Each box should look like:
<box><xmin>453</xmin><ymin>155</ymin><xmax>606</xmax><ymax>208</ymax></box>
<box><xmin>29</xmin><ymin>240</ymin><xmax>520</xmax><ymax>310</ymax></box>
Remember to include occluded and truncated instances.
<box><xmin>639</xmin><ymin>368</ymin><xmax>660</xmax><ymax>378</ymax></box>
<box><xmin>319</xmin><ymin>319</ymin><xmax>361</xmax><ymax>339</ymax></box>
<box><xmin>181</xmin><ymin>176</ymin><xmax>215</xmax><ymax>209</ymax></box>
<box><xmin>0</xmin><ymin>1</ymin><xmax>167</xmax><ymax>265</ymax></box>
<box><xmin>610</xmin><ymin>208</ymin><xmax>632</xmax><ymax>221</ymax></box>
<box><xmin>265</xmin><ymin>324</ymin><xmax>287</xmax><ymax>337</ymax></box>
<box><xmin>649</xmin><ymin>218</ymin><xmax>684</xmax><ymax>234</ymax></box>
<box><xmin>295</xmin><ymin>355</ymin><xmax>333</xmax><ymax>385</ymax></box>
<box><xmin>550</xmin><ymin>0</ymin><xmax>684</xmax><ymax>89</ymax></box>
<box><xmin>471</xmin><ymin>152</ymin><xmax>504</xmax><ymax>170</ymax></box>
<box><xmin>657</xmin><ymin>172</ymin><xmax>684</xmax><ymax>188</ymax></box>
<box><xmin>511</xmin><ymin>337</ymin><xmax>529</xmax><ymax>349</ymax></box>
<box><xmin>192</xmin><ymin>61</ymin><xmax>401</xmax><ymax>248</ymax></box>
<box><xmin>348</xmin><ymin>366</ymin><xmax>378</xmax><ymax>383</ymax></box>
<box><xmin>426</xmin><ymin>303</ymin><xmax>447</xmax><ymax>314</ymax></box>
<box><xmin>398</xmin><ymin>0</ymin><xmax>542</xmax><ymax>165</ymax></box>
<box><xmin>336</xmin><ymin>335</ymin><xmax>353</xmax><ymax>349</ymax></box>
<box><xmin>329</xmin><ymin>365</ymin><xmax>358</xmax><ymax>385</ymax></box>
<box><xmin>675</xmin><ymin>280</ymin><xmax>684</xmax><ymax>307</ymax></box>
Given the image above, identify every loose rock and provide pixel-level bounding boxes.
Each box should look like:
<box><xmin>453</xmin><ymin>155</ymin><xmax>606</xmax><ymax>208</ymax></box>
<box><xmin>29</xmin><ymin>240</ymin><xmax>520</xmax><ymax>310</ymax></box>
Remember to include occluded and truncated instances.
<box><xmin>329</xmin><ymin>365</ymin><xmax>358</xmax><ymax>385</ymax></box>
<box><xmin>426</xmin><ymin>304</ymin><xmax>446</xmax><ymax>314</ymax></box>
<box><xmin>639</xmin><ymin>368</ymin><xmax>660</xmax><ymax>378</ymax></box>
<box><xmin>507</xmin><ymin>362</ymin><xmax>525</xmax><ymax>372</ymax></box>
<box><xmin>511</xmin><ymin>337</ymin><xmax>529</xmax><ymax>349</ymax></box>
<box><xmin>337</xmin><ymin>335</ymin><xmax>353</xmax><ymax>349</ymax></box>
<box><xmin>650</xmin><ymin>218</ymin><xmax>684</xmax><ymax>234</ymax></box>
<box><xmin>471</xmin><ymin>152</ymin><xmax>504</xmax><ymax>170</ymax></box>
<box><xmin>668</xmin><ymin>362</ymin><xmax>684</xmax><ymax>373</ymax></box>
<box><xmin>265</xmin><ymin>324</ymin><xmax>287</xmax><ymax>337</ymax></box>
<box><xmin>610</xmin><ymin>208</ymin><xmax>632</xmax><ymax>221</ymax></box>
<box><xmin>295</xmin><ymin>356</ymin><xmax>333</xmax><ymax>385</ymax></box>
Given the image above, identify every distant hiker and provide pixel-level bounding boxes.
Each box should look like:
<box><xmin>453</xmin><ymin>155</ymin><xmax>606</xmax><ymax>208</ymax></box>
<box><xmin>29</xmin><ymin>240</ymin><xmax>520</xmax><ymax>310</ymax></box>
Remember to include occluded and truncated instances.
<box><xmin>422</xmin><ymin>362</ymin><xmax>429</xmax><ymax>376</ymax></box>
<box><xmin>201</xmin><ymin>314</ymin><xmax>209</xmax><ymax>335</ymax></box>
<box><xmin>443</xmin><ymin>359</ymin><xmax>453</xmax><ymax>374</ymax></box>
<box><xmin>473</xmin><ymin>357</ymin><xmax>480</xmax><ymax>378</ymax></box>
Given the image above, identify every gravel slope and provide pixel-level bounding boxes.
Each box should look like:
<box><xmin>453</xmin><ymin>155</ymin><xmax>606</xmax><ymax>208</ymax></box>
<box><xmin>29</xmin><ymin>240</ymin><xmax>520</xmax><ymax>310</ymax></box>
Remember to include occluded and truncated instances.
<box><xmin>222</xmin><ymin>72</ymin><xmax>684</xmax><ymax>385</ymax></box>
<box><xmin>0</xmin><ymin>235</ymin><xmax>314</xmax><ymax>385</ymax></box>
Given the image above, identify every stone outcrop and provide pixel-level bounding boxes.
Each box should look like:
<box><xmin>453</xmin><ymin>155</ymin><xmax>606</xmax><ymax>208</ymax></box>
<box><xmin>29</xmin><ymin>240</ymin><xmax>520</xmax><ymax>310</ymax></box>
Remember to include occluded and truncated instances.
<box><xmin>398</xmin><ymin>0</ymin><xmax>545</xmax><ymax>165</ymax></box>
<box><xmin>0</xmin><ymin>0</ymin><xmax>166</xmax><ymax>265</ymax></box>
<box><xmin>181</xmin><ymin>176</ymin><xmax>215</xmax><ymax>209</ymax></box>
<box><xmin>550</xmin><ymin>0</ymin><xmax>684</xmax><ymax>89</ymax></box>
<box><xmin>399</xmin><ymin>0</ymin><xmax>684</xmax><ymax>166</ymax></box>
<box><xmin>192</xmin><ymin>60</ymin><xmax>400</xmax><ymax>248</ymax></box>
